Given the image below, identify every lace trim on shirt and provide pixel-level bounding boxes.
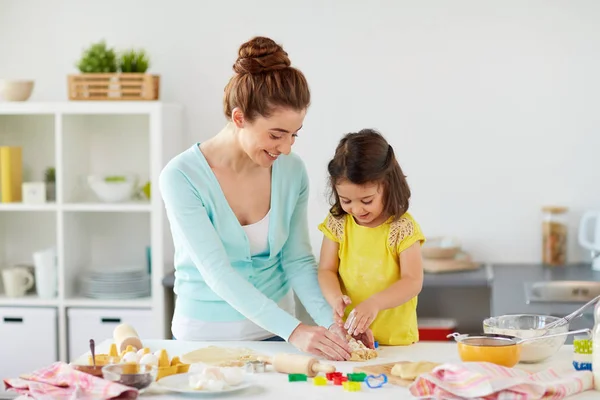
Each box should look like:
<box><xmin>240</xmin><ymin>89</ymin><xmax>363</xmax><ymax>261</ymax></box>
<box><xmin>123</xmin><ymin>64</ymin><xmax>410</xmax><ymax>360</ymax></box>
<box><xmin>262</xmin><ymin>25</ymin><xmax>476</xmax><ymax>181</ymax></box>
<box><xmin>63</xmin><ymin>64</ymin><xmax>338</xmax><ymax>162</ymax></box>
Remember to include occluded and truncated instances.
<box><xmin>388</xmin><ymin>217</ymin><xmax>415</xmax><ymax>248</ymax></box>
<box><xmin>326</xmin><ymin>214</ymin><xmax>345</xmax><ymax>241</ymax></box>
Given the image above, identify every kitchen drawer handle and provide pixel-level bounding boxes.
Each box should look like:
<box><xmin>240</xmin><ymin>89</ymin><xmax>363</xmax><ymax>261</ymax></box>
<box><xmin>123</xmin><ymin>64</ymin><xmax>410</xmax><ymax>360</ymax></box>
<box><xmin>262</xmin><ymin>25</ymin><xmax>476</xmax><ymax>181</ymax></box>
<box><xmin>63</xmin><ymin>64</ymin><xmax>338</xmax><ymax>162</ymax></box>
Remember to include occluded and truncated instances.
<box><xmin>3</xmin><ymin>317</ymin><xmax>23</xmax><ymax>323</ymax></box>
<box><xmin>101</xmin><ymin>317</ymin><xmax>121</xmax><ymax>323</ymax></box>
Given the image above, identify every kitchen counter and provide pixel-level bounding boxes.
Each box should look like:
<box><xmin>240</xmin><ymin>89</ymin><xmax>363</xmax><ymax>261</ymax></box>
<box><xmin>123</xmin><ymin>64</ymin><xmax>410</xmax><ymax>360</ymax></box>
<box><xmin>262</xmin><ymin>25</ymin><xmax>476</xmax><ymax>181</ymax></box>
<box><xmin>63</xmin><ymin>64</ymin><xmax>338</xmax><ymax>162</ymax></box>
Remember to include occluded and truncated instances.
<box><xmin>71</xmin><ymin>339</ymin><xmax>597</xmax><ymax>399</ymax></box>
<box><xmin>161</xmin><ymin>263</ymin><xmax>495</xmax><ymax>289</ymax></box>
<box><xmin>491</xmin><ymin>263</ymin><xmax>600</xmax><ymax>337</ymax></box>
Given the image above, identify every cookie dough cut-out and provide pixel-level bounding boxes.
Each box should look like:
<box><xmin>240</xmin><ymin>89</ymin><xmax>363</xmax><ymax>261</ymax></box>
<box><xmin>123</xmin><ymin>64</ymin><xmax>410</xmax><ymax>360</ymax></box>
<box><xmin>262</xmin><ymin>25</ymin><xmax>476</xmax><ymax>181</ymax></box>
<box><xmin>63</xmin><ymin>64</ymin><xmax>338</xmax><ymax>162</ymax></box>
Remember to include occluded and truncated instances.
<box><xmin>347</xmin><ymin>336</ymin><xmax>378</xmax><ymax>361</ymax></box>
<box><xmin>391</xmin><ymin>361</ymin><xmax>440</xmax><ymax>380</ymax></box>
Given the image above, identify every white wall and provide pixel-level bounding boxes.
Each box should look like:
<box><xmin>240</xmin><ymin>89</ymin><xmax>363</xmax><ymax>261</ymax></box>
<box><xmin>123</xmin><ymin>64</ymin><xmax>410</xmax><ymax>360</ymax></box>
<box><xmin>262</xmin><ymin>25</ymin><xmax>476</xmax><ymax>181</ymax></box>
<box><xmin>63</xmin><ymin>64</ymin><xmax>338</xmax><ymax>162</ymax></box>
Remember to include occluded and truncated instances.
<box><xmin>1</xmin><ymin>0</ymin><xmax>599</xmax><ymax>264</ymax></box>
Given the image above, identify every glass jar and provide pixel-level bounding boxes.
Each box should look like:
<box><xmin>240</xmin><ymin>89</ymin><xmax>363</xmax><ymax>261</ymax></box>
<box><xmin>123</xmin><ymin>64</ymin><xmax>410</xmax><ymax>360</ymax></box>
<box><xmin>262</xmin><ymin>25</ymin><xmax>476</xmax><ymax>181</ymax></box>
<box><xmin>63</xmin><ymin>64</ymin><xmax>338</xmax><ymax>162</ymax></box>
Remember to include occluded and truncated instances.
<box><xmin>542</xmin><ymin>206</ymin><xmax>568</xmax><ymax>266</ymax></box>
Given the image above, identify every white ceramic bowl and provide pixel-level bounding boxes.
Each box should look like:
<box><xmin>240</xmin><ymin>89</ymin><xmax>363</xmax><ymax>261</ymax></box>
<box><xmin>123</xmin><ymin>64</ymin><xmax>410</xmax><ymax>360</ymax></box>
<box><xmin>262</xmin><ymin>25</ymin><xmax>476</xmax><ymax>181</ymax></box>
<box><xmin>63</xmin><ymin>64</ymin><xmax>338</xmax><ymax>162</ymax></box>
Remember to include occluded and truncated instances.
<box><xmin>88</xmin><ymin>175</ymin><xmax>135</xmax><ymax>203</ymax></box>
<box><xmin>0</xmin><ymin>80</ymin><xmax>34</xmax><ymax>101</ymax></box>
<box><xmin>483</xmin><ymin>314</ymin><xmax>569</xmax><ymax>363</ymax></box>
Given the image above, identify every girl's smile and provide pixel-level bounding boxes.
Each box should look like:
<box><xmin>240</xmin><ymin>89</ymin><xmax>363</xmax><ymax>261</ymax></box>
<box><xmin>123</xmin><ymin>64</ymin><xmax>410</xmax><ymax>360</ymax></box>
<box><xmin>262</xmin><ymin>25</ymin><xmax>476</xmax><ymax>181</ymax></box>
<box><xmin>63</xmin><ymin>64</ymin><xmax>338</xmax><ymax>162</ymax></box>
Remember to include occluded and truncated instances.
<box><xmin>335</xmin><ymin>181</ymin><xmax>387</xmax><ymax>227</ymax></box>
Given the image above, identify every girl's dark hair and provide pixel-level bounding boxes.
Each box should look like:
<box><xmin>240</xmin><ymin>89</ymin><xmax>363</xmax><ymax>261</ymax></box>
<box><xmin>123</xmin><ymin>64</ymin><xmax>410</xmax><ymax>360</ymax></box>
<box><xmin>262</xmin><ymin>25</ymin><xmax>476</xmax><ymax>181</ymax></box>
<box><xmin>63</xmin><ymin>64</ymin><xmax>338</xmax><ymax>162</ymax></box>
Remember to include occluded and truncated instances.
<box><xmin>327</xmin><ymin>129</ymin><xmax>411</xmax><ymax>221</ymax></box>
<box><xmin>223</xmin><ymin>36</ymin><xmax>310</xmax><ymax>122</ymax></box>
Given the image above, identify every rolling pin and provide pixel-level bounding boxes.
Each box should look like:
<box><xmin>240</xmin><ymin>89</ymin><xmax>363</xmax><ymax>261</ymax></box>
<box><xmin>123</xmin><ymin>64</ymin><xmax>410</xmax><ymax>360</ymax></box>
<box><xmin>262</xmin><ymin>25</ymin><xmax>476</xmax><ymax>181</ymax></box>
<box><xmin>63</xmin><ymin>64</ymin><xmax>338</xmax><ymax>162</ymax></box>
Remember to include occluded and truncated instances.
<box><xmin>258</xmin><ymin>353</ymin><xmax>336</xmax><ymax>377</ymax></box>
<box><xmin>113</xmin><ymin>323</ymin><xmax>143</xmax><ymax>353</ymax></box>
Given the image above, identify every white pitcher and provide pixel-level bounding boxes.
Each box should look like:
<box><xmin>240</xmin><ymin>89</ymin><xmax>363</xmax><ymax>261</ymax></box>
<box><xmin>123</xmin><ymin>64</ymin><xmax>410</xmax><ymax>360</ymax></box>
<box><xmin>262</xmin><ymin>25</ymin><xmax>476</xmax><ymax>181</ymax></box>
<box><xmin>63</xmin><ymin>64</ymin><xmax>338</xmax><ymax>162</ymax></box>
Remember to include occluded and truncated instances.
<box><xmin>578</xmin><ymin>211</ymin><xmax>600</xmax><ymax>271</ymax></box>
<box><xmin>32</xmin><ymin>247</ymin><xmax>57</xmax><ymax>299</ymax></box>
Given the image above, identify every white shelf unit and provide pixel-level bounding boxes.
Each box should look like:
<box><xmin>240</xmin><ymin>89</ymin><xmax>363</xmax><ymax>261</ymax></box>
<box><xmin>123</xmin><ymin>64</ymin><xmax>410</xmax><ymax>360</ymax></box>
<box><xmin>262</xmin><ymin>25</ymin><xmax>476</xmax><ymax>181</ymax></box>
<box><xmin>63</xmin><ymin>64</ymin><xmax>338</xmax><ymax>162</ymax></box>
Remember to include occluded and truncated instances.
<box><xmin>0</xmin><ymin>101</ymin><xmax>183</xmax><ymax>364</ymax></box>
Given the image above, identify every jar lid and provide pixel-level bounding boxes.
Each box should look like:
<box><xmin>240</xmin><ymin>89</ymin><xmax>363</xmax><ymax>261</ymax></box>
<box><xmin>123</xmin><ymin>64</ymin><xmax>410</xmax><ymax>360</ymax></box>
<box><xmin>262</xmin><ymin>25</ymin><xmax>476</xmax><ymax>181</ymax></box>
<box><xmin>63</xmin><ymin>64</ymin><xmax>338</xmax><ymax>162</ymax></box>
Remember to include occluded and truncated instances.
<box><xmin>542</xmin><ymin>206</ymin><xmax>568</xmax><ymax>213</ymax></box>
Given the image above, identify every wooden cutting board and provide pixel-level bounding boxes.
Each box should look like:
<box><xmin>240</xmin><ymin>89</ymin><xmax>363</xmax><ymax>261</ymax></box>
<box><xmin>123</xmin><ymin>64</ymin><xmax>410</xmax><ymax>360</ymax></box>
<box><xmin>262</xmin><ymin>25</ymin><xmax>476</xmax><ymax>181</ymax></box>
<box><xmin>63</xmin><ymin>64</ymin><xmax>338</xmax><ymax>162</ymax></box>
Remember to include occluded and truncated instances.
<box><xmin>353</xmin><ymin>361</ymin><xmax>414</xmax><ymax>387</ymax></box>
<box><xmin>423</xmin><ymin>259</ymin><xmax>481</xmax><ymax>274</ymax></box>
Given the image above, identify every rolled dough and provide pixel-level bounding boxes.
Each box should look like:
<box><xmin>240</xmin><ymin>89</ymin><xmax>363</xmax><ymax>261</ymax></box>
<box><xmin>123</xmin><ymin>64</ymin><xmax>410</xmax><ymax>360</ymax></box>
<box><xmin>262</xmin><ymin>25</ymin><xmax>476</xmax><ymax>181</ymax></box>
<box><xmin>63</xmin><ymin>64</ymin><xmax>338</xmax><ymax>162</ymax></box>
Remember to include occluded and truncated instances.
<box><xmin>180</xmin><ymin>346</ymin><xmax>263</xmax><ymax>367</ymax></box>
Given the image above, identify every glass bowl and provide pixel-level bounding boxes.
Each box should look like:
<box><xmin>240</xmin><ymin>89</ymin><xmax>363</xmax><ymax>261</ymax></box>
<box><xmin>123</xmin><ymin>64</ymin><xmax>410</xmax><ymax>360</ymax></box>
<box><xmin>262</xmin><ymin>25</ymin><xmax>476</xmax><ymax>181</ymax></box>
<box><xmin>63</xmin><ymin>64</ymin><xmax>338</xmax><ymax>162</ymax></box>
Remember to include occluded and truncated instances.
<box><xmin>483</xmin><ymin>314</ymin><xmax>569</xmax><ymax>363</ymax></box>
<box><xmin>102</xmin><ymin>363</ymin><xmax>157</xmax><ymax>390</ymax></box>
<box><xmin>452</xmin><ymin>333</ymin><xmax>522</xmax><ymax>367</ymax></box>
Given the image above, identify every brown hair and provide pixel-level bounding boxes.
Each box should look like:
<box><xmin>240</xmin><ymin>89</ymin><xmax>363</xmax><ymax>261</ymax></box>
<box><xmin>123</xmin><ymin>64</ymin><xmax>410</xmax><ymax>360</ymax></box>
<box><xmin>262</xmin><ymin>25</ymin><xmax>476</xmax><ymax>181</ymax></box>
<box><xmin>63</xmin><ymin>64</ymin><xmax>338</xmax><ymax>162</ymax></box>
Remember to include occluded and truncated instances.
<box><xmin>327</xmin><ymin>129</ymin><xmax>411</xmax><ymax>221</ymax></box>
<box><xmin>223</xmin><ymin>36</ymin><xmax>310</xmax><ymax>122</ymax></box>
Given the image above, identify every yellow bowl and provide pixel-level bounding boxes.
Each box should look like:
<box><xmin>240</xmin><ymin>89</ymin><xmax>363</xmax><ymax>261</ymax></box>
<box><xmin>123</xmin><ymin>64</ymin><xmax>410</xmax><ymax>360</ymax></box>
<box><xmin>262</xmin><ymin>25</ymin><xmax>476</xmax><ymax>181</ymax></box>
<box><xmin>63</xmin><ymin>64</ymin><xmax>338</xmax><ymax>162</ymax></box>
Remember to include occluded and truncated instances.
<box><xmin>455</xmin><ymin>335</ymin><xmax>521</xmax><ymax>368</ymax></box>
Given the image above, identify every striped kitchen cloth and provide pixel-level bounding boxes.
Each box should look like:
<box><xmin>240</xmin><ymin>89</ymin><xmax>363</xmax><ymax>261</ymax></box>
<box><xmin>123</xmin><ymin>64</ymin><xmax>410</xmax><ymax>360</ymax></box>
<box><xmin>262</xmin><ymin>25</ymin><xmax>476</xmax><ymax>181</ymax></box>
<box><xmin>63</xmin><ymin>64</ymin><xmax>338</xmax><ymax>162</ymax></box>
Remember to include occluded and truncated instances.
<box><xmin>3</xmin><ymin>362</ymin><xmax>138</xmax><ymax>400</ymax></box>
<box><xmin>409</xmin><ymin>361</ymin><xmax>594</xmax><ymax>400</ymax></box>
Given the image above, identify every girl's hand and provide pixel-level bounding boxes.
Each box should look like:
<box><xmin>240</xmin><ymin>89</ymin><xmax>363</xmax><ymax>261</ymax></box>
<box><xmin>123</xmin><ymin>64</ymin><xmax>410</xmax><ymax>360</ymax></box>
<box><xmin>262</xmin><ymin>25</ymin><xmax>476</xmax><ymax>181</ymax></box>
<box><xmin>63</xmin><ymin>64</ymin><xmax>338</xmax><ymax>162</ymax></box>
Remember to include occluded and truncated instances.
<box><xmin>333</xmin><ymin>295</ymin><xmax>351</xmax><ymax>325</ymax></box>
<box><xmin>344</xmin><ymin>298</ymin><xmax>380</xmax><ymax>335</ymax></box>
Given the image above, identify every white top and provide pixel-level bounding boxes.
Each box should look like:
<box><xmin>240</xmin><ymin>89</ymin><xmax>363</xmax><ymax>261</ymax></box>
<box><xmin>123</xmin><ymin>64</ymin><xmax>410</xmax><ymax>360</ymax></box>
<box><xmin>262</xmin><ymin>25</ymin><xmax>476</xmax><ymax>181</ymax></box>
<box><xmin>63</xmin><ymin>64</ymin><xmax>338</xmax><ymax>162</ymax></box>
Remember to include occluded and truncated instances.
<box><xmin>171</xmin><ymin>211</ymin><xmax>297</xmax><ymax>341</ymax></box>
<box><xmin>76</xmin><ymin>340</ymin><xmax>596</xmax><ymax>400</ymax></box>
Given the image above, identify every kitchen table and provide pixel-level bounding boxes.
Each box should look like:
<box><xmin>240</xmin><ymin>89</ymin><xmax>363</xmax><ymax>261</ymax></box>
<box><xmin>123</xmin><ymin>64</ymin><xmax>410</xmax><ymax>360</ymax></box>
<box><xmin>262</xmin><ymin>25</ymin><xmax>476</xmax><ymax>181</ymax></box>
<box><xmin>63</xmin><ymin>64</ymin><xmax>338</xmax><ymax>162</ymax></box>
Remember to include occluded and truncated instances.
<box><xmin>66</xmin><ymin>339</ymin><xmax>600</xmax><ymax>399</ymax></box>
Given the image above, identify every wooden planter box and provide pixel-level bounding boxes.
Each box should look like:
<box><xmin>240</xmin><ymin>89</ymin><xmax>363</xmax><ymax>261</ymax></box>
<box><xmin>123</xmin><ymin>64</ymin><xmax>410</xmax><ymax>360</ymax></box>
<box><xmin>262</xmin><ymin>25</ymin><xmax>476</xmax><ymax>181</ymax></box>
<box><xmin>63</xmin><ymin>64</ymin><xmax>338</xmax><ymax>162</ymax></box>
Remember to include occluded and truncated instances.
<box><xmin>67</xmin><ymin>73</ymin><xmax>160</xmax><ymax>101</ymax></box>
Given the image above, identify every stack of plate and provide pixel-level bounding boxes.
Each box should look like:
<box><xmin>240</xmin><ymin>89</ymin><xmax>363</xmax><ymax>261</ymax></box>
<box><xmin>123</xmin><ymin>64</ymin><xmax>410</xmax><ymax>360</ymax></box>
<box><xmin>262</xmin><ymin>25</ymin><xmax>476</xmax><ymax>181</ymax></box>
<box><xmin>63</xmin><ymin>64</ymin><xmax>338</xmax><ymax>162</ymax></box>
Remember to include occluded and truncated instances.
<box><xmin>79</xmin><ymin>267</ymin><xmax>151</xmax><ymax>299</ymax></box>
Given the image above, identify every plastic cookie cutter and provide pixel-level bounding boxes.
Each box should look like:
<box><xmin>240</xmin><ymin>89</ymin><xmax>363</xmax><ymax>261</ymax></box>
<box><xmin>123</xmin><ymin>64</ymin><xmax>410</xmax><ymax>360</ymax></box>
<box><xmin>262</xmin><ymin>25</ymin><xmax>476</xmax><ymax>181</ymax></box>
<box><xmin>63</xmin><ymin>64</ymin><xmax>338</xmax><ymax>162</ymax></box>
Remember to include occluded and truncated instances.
<box><xmin>313</xmin><ymin>376</ymin><xmax>327</xmax><ymax>386</ymax></box>
<box><xmin>347</xmin><ymin>372</ymin><xmax>367</xmax><ymax>382</ymax></box>
<box><xmin>244</xmin><ymin>360</ymin><xmax>266</xmax><ymax>373</ymax></box>
<box><xmin>342</xmin><ymin>381</ymin><xmax>361</xmax><ymax>392</ymax></box>
<box><xmin>288</xmin><ymin>373</ymin><xmax>308</xmax><ymax>382</ymax></box>
<box><xmin>365</xmin><ymin>373</ymin><xmax>388</xmax><ymax>389</ymax></box>
<box><xmin>326</xmin><ymin>371</ymin><xmax>343</xmax><ymax>381</ymax></box>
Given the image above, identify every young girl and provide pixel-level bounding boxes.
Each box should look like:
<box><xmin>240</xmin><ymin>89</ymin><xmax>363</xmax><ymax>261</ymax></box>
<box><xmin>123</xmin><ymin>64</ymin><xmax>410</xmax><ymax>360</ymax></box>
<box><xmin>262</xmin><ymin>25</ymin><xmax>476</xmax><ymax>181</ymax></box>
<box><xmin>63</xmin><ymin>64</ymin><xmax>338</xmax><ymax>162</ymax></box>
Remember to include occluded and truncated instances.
<box><xmin>317</xmin><ymin>129</ymin><xmax>426</xmax><ymax>346</ymax></box>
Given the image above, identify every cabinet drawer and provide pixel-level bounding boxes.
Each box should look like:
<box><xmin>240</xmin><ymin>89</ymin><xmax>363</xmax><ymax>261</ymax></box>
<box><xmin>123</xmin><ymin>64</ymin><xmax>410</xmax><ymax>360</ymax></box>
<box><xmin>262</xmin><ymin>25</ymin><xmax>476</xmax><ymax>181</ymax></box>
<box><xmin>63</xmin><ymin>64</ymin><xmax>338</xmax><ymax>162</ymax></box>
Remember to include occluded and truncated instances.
<box><xmin>67</xmin><ymin>307</ymin><xmax>154</xmax><ymax>361</ymax></box>
<box><xmin>0</xmin><ymin>307</ymin><xmax>58</xmax><ymax>390</ymax></box>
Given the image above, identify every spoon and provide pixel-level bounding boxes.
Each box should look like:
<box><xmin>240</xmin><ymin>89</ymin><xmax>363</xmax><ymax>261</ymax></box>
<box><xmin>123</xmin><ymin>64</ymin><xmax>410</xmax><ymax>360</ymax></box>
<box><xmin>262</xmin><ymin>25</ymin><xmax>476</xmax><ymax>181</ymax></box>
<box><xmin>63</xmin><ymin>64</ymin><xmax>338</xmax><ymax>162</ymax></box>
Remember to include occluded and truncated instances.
<box><xmin>448</xmin><ymin>328</ymin><xmax>591</xmax><ymax>344</ymax></box>
<box><xmin>90</xmin><ymin>339</ymin><xmax>96</xmax><ymax>368</ymax></box>
<box><xmin>517</xmin><ymin>328</ymin><xmax>591</xmax><ymax>344</ymax></box>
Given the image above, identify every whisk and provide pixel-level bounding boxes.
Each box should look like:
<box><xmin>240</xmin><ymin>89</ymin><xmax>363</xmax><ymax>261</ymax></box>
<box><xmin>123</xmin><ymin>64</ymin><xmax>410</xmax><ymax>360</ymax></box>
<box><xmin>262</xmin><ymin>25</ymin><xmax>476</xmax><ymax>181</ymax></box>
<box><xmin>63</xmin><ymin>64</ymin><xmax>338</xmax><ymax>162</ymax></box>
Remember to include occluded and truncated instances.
<box><xmin>541</xmin><ymin>295</ymin><xmax>600</xmax><ymax>330</ymax></box>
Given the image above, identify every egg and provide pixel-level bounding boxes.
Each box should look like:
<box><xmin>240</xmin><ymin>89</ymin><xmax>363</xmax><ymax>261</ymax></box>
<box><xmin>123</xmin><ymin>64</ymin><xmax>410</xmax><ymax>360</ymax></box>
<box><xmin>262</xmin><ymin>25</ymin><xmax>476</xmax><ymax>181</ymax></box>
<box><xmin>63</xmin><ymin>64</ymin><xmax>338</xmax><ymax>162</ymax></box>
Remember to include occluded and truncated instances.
<box><xmin>121</xmin><ymin>351</ymin><xmax>139</xmax><ymax>364</ymax></box>
<box><xmin>202</xmin><ymin>367</ymin><xmax>224</xmax><ymax>381</ymax></box>
<box><xmin>139</xmin><ymin>353</ymin><xmax>159</xmax><ymax>367</ymax></box>
<box><xmin>221</xmin><ymin>367</ymin><xmax>244</xmax><ymax>386</ymax></box>
<box><xmin>136</xmin><ymin>348</ymin><xmax>149</xmax><ymax>358</ymax></box>
<box><xmin>205</xmin><ymin>379</ymin><xmax>226</xmax><ymax>391</ymax></box>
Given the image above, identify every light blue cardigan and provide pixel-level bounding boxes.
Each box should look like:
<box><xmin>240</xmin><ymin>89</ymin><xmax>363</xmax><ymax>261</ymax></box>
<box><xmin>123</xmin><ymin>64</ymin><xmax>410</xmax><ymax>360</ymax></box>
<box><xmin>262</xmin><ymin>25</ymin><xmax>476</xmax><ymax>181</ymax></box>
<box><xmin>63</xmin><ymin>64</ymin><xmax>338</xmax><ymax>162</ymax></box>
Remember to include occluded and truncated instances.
<box><xmin>159</xmin><ymin>143</ymin><xmax>334</xmax><ymax>340</ymax></box>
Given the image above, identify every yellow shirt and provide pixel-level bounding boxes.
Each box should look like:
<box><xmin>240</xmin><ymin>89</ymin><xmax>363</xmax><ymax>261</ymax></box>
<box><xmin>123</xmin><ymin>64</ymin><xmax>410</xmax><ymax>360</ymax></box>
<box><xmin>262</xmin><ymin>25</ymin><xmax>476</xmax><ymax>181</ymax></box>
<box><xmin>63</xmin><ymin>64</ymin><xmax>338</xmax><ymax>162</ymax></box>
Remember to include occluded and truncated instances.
<box><xmin>318</xmin><ymin>212</ymin><xmax>425</xmax><ymax>345</ymax></box>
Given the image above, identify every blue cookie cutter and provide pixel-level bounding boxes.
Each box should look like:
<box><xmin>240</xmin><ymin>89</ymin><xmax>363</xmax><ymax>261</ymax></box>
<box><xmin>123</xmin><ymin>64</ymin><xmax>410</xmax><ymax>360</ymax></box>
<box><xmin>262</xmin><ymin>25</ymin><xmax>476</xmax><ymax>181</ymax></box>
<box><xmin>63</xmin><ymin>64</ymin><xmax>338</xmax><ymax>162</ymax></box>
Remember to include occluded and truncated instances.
<box><xmin>365</xmin><ymin>373</ymin><xmax>388</xmax><ymax>388</ymax></box>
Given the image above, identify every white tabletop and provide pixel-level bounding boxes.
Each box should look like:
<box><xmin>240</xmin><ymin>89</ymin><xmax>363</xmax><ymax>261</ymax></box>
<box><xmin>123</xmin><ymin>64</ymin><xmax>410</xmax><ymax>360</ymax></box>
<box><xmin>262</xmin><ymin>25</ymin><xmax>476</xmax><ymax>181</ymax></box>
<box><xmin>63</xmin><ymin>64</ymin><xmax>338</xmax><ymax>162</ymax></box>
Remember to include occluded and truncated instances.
<box><xmin>66</xmin><ymin>339</ymin><xmax>600</xmax><ymax>399</ymax></box>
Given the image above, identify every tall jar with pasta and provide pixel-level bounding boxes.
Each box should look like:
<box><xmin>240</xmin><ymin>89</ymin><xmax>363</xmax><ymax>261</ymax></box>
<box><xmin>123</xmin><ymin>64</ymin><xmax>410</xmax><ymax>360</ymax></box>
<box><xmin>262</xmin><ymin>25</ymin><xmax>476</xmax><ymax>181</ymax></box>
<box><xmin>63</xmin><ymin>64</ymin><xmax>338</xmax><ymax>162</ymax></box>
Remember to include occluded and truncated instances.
<box><xmin>542</xmin><ymin>206</ymin><xmax>568</xmax><ymax>266</ymax></box>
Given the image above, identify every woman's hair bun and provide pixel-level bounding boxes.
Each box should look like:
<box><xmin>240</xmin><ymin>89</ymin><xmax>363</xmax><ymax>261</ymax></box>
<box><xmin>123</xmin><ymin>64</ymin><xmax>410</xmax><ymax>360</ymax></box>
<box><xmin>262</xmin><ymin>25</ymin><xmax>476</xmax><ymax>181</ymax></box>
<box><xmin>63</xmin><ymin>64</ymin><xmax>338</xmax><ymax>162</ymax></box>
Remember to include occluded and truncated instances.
<box><xmin>233</xmin><ymin>36</ymin><xmax>291</xmax><ymax>74</ymax></box>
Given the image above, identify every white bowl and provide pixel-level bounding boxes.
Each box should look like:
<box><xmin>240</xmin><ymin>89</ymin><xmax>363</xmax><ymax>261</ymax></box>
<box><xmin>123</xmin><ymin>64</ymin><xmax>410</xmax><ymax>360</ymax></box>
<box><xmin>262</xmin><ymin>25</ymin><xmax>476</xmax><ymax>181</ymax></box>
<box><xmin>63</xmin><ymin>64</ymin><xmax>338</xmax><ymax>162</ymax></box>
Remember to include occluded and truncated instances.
<box><xmin>88</xmin><ymin>175</ymin><xmax>135</xmax><ymax>203</ymax></box>
<box><xmin>483</xmin><ymin>314</ymin><xmax>568</xmax><ymax>363</ymax></box>
<box><xmin>0</xmin><ymin>80</ymin><xmax>34</xmax><ymax>101</ymax></box>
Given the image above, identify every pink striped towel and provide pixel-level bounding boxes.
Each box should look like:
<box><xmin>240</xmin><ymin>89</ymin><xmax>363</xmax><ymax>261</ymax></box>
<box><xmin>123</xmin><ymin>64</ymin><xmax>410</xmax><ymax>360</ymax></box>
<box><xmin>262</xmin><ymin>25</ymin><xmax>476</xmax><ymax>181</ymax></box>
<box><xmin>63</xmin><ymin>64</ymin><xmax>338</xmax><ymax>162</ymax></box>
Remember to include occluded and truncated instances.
<box><xmin>3</xmin><ymin>362</ymin><xmax>138</xmax><ymax>400</ymax></box>
<box><xmin>409</xmin><ymin>362</ymin><xmax>594</xmax><ymax>400</ymax></box>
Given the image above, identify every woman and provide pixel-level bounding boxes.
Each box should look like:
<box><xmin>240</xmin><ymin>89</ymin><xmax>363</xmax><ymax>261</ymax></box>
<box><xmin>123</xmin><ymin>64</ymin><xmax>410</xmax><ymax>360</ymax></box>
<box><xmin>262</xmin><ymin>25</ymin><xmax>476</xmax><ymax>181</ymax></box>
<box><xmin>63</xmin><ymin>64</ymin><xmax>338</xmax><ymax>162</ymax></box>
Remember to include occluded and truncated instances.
<box><xmin>159</xmin><ymin>36</ymin><xmax>354</xmax><ymax>360</ymax></box>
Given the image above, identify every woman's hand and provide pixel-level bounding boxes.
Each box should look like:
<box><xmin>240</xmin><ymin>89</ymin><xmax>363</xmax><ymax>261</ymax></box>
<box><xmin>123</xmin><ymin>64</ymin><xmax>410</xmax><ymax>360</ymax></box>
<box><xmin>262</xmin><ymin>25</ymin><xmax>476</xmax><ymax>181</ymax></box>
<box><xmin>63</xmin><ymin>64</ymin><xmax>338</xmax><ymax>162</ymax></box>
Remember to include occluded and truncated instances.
<box><xmin>333</xmin><ymin>295</ymin><xmax>351</xmax><ymax>325</ymax></box>
<box><xmin>328</xmin><ymin>322</ymin><xmax>348</xmax><ymax>340</ymax></box>
<box><xmin>288</xmin><ymin>323</ymin><xmax>351</xmax><ymax>361</ymax></box>
<box><xmin>344</xmin><ymin>298</ymin><xmax>380</xmax><ymax>336</ymax></box>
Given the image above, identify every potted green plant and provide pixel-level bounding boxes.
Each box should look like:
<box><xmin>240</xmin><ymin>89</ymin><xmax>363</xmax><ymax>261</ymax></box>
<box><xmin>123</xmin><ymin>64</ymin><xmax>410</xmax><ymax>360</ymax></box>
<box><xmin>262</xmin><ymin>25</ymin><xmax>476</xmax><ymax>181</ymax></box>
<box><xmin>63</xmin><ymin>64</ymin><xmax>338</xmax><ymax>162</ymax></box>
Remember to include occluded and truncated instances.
<box><xmin>44</xmin><ymin>167</ymin><xmax>55</xmax><ymax>202</ymax></box>
<box><xmin>118</xmin><ymin>49</ymin><xmax>150</xmax><ymax>73</ymax></box>
<box><xmin>75</xmin><ymin>40</ymin><xmax>118</xmax><ymax>73</ymax></box>
<box><xmin>68</xmin><ymin>40</ymin><xmax>159</xmax><ymax>101</ymax></box>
